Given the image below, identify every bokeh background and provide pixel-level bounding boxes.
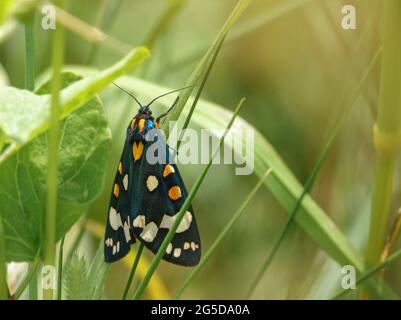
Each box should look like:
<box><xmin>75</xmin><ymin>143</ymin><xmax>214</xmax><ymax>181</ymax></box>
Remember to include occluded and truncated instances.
<box><xmin>2</xmin><ymin>0</ymin><xmax>399</xmax><ymax>299</ymax></box>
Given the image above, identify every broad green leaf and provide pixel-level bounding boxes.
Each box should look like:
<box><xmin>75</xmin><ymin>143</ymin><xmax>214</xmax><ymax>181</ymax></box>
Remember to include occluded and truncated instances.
<box><xmin>0</xmin><ymin>72</ymin><xmax>111</xmax><ymax>262</ymax></box>
<box><xmin>0</xmin><ymin>87</ymin><xmax>47</xmax><ymax>144</ymax></box>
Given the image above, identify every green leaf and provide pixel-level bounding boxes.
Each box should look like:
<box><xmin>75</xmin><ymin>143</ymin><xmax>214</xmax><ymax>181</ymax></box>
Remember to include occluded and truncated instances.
<box><xmin>0</xmin><ymin>72</ymin><xmax>111</xmax><ymax>262</ymax></box>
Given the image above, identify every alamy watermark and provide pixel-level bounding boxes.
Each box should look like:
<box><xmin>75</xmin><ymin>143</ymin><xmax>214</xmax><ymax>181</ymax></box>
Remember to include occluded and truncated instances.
<box><xmin>341</xmin><ymin>5</ymin><xmax>356</xmax><ymax>30</ymax></box>
<box><xmin>341</xmin><ymin>265</ymin><xmax>356</xmax><ymax>290</ymax></box>
<box><xmin>41</xmin><ymin>4</ymin><xmax>56</xmax><ymax>30</ymax></box>
<box><xmin>142</xmin><ymin>121</ymin><xmax>255</xmax><ymax>176</ymax></box>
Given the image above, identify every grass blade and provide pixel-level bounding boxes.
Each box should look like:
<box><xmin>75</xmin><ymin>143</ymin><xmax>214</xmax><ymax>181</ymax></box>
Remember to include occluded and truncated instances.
<box><xmin>24</xmin><ymin>13</ymin><xmax>35</xmax><ymax>91</ymax></box>
<box><xmin>142</xmin><ymin>0</ymin><xmax>188</xmax><ymax>49</ymax></box>
<box><xmin>122</xmin><ymin>242</ymin><xmax>144</xmax><ymax>300</ymax></box>
<box><xmin>246</xmin><ymin>47</ymin><xmax>383</xmax><ymax>298</ymax></box>
<box><xmin>86</xmin><ymin>0</ymin><xmax>124</xmax><ymax>63</ymax></box>
<box><xmin>132</xmin><ymin>97</ymin><xmax>246</xmax><ymax>300</ymax></box>
<box><xmin>43</xmin><ymin>0</ymin><xmax>65</xmax><ymax>299</ymax></box>
<box><xmin>175</xmin><ymin>168</ymin><xmax>272</xmax><ymax>299</ymax></box>
<box><xmin>57</xmin><ymin>236</ymin><xmax>65</xmax><ymax>300</ymax></box>
<box><xmin>176</xmin><ymin>36</ymin><xmax>225</xmax><ymax>150</ymax></box>
<box><xmin>164</xmin><ymin>0</ymin><xmax>252</xmax><ymax>138</ymax></box>
<box><xmin>171</xmin><ymin>0</ymin><xmax>311</xmax><ymax>69</ymax></box>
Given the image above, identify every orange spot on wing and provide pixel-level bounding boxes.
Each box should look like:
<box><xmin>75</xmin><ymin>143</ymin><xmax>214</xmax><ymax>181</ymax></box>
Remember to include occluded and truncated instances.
<box><xmin>133</xmin><ymin>141</ymin><xmax>144</xmax><ymax>161</ymax></box>
<box><xmin>113</xmin><ymin>183</ymin><xmax>119</xmax><ymax>198</ymax></box>
<box><xmin>118</xmin><ymin>162</ymin><xmax>122</xmax><ymax>175</ymax></box>
<box><xmin>168</xmin><ymin>186</ymin><xmax>182</xmax><ymax>201</ymax></box>
<box><xmin>163</xmin><ymin>164</ymin><xmax>175</xmax><ymax>178</ymax></box>
<box><xmin>138</xmin><ymin>119</ymin><xmax>145</xmax><ymax>133</ymax></box>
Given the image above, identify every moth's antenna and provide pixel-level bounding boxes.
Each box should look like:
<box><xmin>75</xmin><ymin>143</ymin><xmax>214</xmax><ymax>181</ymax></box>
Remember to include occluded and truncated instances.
<box><xmin>113</xmin><ymin>82</ymin><xmax>143</xmax><ymax>109</ymax></box>
<box><xmin>146</xmin><ymin>85</ymin><xmax>194</xmax><ymax>108</ymax></box>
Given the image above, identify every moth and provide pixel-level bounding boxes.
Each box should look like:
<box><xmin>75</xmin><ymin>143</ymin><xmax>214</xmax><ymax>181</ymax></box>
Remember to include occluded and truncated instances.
<box><xmin>104</xmin><ymin>84</ymin><xmax>201</xmax><ymax>266</ymax></box>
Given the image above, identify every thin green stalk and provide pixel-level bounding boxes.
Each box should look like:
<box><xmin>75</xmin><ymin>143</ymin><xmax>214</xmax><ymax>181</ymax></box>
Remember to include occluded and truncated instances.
<box><xmin>143</xmin><ymin>0</ymin><xmax>187</xmax><ymax>49</ymax></box>
<box><xmin>57</xmin><ymin>236</ymin><xmax>65</xmax><ymax>300</ymax></box>
<box><xmin>170</xmin><ymin>0</ymin><xmax>310</xmax><ymax>70</ymax></box>
<box><xmin>86</xmin><ymin>0</ymin><xmax>124</xmax><ymax>63</ymax></box>
<box><xmin>132</xmin><ymin>98</ymin><xmax>246</xmax><ymax>300</ymax></box>
<box><xmin>366</xmin><ymin>1</ymin><xmax>401</xmax><ymax>271</ymax></box>
<box><xmin>122</xmin><ymin>242</ymin><xmax>144</xmax><ymax>300</ymax></box>
<box><xmin>24</xmin><ymin>15</ymin><xmax>35</xmax><ymax>91</ymax></box>
<box><xmin>175</xmin><ymin>168</ymin><xmax>272</xmax><ymax>299</ymax></box>
<box><xmin>43</xmin><ymin>0</ymin><xmax>65</xmax><ymax>300</ymax></box>
<box><xmin>176</xmin><ymin>38</ymin><xmax>225</xmax><ymax>150</ymax></box>
<box><xmin>24</xmin><ymin>12</ymin><xmax>38</xmax><ymax>300</ymax></box>
<box><xmin>28</xmin><ymin>266</ymin><xmax>38</xmax><ymax>299</ymax></box>
<box><xmin>137</xmin><ymin>0</ymin><xmax>188</xmax><ymax>77</ymax></box>
<box><xmin>332</xmin><ymin>247</ymin><xmax>401</xmax><ymax>300</ymax></box>
<box><xmin>246</xmin><ymin>47</ymin><xmax>382</xmax><ymax>298</ymax></box>
<box><xmin>0</xmin><ymin>215</ymin><xmax>8</xmax><ymax>300</ymax></box>
<box><xmin>14</xmin><ymin>255</ymin><xmax>40</xmax><ymax>300</ymax></box>
<box><xmin>164</xmin><ymin>0</ymin><xmax>252</xmax><ymax>137</ymax></box>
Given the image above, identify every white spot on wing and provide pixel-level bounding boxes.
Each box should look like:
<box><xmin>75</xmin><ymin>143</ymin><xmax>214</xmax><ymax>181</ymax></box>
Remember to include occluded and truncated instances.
<box><xmin>109</xmin><ymin>207</ymin><xmax>122</xmax><ymax>231</ymax></box>
<box><xmin>123</xmin><ymin>174</ymin><xmax>129</xmax><ymax>191</ymax></box>
<box><xmin>140</xmin><ymin>222</ymin><xmax>158</xmax><ymax>242</ymax></box>
<box><xmin>184</xmin><ymin>242</ymin><xmax>190</xmax><ymax>250</ymax></box>
<box><xmin>116</xmin><ymin>241</ymin><xmax>120</xmax><ymax>253</ymax></box>
<box><xmin>173</xmin><ymin>248</ymin><xmax>181</xmax><ymax>258</ymax></box>
<box><xmin>166</xmin><ymin>243</ymin><xmax>172</xmax><ymax>254</ymax></box>
<box><xmin>112</xmin><ymin>245</ymin><xmax>116</xmax><ymax>255</ymax></box>
<box><xmin>191</xmin><ymin>242</ymin><xmax>196</xmax><ymax>251</ymax></box>
<box><xmin>133</xmin><ymin>215</ymin><xmax>145</xmax><ymax>228</ymax></box>
<box><xmin>146</xmin><ymin>175</ymin><xmax>159</xmax><ymax>192</ymax></box>
<box><xmin>160</xmin><ymin>211</ymin><xmax>192</xmax><ymax>233</ymax></box>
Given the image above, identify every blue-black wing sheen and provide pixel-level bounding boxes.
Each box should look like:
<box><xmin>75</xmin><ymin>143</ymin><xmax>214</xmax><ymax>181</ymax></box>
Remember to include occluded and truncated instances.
<box><xmin>104</xmin><ymin>117</ymin><xmax>201</xmax><ymax>266</ymax></box>
<box><xmin>104</xmin><ymin>137</ymin><xmax>136</xmax><ymax>262</ymax></box>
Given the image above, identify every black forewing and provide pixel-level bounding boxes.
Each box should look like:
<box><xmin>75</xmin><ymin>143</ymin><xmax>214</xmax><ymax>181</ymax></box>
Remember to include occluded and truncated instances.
<box><xmin>104</xmin><ymin>138</ymin><xmax>135</xmax><ymax>263</ymax></box>
<box><xmin>129</xmin><ymin>132</ymin><xmax>201</xmax><ymax>266</ymax></box>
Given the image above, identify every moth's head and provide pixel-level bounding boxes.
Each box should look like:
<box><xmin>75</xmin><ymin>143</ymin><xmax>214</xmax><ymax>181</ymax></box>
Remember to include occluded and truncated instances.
<box><xmin>138</xmin><ymin>105</ymin><xmax>152</xmax><ymax>116</ymax></box>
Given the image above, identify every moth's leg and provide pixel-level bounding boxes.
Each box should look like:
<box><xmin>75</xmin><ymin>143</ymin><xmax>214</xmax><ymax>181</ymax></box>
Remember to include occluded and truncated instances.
<box><xmin>156</xmin><ymin>96</ymin><xmax>179</xmax><ymax>123</ymax></box>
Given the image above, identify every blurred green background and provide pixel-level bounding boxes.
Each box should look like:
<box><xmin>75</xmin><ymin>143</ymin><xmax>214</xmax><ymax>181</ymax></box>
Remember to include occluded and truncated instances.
<box><xmin>2</xmin><ymin>0</ymin><xmax>399</xmax><ymax>299</ymax></box>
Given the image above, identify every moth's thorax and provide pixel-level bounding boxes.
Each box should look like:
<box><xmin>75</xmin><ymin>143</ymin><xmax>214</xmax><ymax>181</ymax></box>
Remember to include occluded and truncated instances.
<box><xmin>127</xmin><ymin>112</ymin><xmax>159</xmax><ymax>143</ymax></box>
